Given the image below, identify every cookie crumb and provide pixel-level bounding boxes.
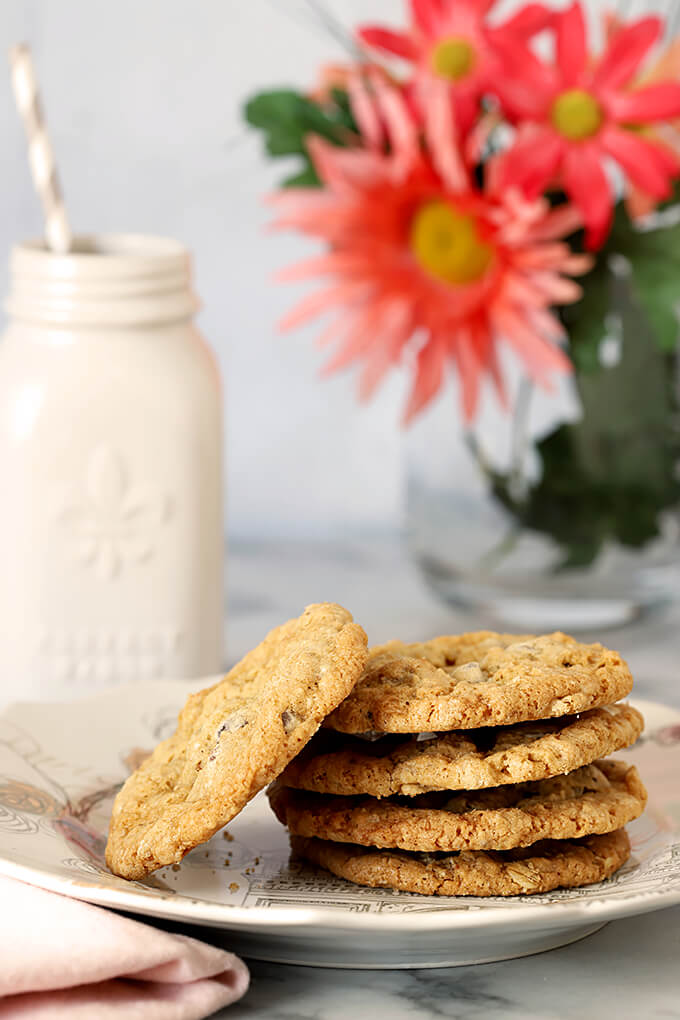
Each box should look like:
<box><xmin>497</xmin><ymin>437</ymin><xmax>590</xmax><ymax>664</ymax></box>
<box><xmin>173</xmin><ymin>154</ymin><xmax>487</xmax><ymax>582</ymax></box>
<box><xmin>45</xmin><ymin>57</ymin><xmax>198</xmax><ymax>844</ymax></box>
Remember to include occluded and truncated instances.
<box><xmin>229</xmin><ymin>882</ymin><xmax>239</xmax><ymax>892</ymax></box>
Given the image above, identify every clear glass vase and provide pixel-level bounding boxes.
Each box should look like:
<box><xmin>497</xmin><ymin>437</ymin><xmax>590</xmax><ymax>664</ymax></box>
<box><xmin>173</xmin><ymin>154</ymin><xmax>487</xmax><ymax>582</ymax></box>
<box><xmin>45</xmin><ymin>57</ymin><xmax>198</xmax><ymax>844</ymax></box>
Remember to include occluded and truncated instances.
<box><xmin>405</xmin><ymin>259</ymin><xmax>680</xmax><ymax>631</ymax></box>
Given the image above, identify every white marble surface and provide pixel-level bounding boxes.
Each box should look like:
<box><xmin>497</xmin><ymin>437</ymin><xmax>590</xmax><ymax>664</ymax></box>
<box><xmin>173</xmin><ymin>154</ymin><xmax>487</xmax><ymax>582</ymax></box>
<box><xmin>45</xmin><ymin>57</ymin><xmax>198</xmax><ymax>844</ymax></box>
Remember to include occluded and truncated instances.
<box><xmin>216</xmin><ymin>907</ymin><xmax>680</xmax><ymax>1019</ymax></box>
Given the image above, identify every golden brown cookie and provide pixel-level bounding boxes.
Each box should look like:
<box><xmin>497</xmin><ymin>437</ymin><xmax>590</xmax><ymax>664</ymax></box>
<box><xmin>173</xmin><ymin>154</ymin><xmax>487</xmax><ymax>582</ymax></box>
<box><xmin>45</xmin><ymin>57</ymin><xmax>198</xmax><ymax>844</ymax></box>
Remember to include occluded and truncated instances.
<box><xmin>281</xmin><ymin>703</ymin><xmax>643</xmax><ymax>797</ymax></box>
<box><xmin>106</xmin><ymin>603</ymin><xmax>368</xmax><ymax>879</ymax></box>
<box><xmin>326</xmin><ymin>632</ymin><xmax>633</xmax><ymax>733</ymax></box>
<box><xmin>270</xmin><ymin>760</ymin><xmax>646</xmax><ymax>852</ymax></box>
<box><xmin>292</xmin><ymin>829</ymin><xmax>631</xmax><ymax>896</ymax></box>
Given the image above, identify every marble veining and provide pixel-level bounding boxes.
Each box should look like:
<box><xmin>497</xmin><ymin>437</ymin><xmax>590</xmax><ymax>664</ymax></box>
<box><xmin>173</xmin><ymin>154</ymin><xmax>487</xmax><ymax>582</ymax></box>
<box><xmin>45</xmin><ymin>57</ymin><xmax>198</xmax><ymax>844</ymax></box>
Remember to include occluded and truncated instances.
<box><xmin>217</xmin><ymin>907</ymin><xmax>680</xmax><ymax>1019</ymax></box>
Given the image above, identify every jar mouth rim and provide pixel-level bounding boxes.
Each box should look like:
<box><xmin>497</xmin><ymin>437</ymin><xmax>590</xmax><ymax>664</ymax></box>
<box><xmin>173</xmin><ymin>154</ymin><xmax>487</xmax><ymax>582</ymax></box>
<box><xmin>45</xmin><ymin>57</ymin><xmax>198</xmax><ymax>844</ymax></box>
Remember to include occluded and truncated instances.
<box><xmin>7</xmin><ymin>234</ymin><xmax>196</xmax><ymax>324</ymax></box>
<box><xmin>10</xmin><ymin>234</ymin><xmax>191</xmax><ymax>287</ymax></box>
<box><xmin>15</xmin><ymin>233</ymin><xmax>188</xmax><ymax>263</ymax></box>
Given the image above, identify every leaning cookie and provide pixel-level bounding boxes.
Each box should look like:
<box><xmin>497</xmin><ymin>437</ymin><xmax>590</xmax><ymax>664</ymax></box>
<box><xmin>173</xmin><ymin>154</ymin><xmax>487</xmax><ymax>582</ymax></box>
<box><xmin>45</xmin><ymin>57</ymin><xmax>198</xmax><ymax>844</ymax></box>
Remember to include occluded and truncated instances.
<box><xmin>282</xmin><ymin>703</ymin><xmax>644</xmax><ymax>797</ymax></box>
<box><xmin>106</xmin><ymin>603</ymin><xmax>368</xmax><ymax>879</ymax></box>
<box><xmin>270</xmin><ymin>760</ymin><xmax>646</xmax><ymax>853</ymax></box>
<box><xmin>292</xmin><ymin>829</ymin><xmax>631</xmax><ymax>897</ymax></box>
<box><xmin>326</xmin><ymin>632</ymin><xmax>634</xmax><ymax>733</ymax></box>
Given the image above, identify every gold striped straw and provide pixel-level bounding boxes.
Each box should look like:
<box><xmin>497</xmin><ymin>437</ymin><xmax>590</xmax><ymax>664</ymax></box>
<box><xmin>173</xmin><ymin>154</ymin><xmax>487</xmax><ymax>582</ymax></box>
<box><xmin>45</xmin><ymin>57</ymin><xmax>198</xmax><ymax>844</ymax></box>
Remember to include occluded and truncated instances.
<box><xmin>9</xmin><ymin>43</ymin><xmax>72</xmax><ymax>253</ymax></box>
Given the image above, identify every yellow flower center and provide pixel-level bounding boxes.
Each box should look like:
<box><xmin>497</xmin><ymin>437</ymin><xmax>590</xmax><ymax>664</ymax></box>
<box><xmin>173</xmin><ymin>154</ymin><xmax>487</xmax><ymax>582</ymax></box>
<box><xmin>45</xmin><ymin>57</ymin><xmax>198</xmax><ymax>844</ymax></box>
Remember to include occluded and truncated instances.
<box><xmin>430</xmin><ymin>37</ymin><xmax>476</xmax><ymax>81</ymax></box>
<box><xmin>551</xmin><ymin>89</ymin><xmax>603</xmax><ymax>141</ymax></box>
<box><xmin>410</xmin><ymin>200</ymin><xmax>494</xmax><ymax>285</ymax></box>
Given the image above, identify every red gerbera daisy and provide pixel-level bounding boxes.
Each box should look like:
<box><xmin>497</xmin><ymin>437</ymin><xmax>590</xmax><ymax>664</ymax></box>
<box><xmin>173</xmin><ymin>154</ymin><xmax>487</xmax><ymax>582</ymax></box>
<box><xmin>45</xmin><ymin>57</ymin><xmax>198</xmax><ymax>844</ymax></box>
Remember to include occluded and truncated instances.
<box><xmin>270</xmin><ymin>76</ymin><xmax>589</xmax><ymax>423</ymax></box>
<box><xmin>606</xmin><ymin>13</ymin><xmax>680</xmax><ymax>220</ymax></box>
<box><xmin>357</xmin><ymin>0</ymin><xmax>552</xmax><ymax>133</ymax></box>
<box><xmin>500</xmin><ymin>2</ymin><xmax>680</xmax><ymax>249</ymax></box>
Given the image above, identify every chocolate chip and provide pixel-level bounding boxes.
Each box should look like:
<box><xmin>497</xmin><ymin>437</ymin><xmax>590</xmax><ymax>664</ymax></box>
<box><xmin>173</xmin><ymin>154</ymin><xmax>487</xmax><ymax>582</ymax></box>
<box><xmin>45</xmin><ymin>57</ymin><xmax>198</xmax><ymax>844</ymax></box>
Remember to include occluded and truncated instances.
<box><xmin>217</xmin><ymin>714</ymin><xmax>249</xmax><ymax>738</ymax></box>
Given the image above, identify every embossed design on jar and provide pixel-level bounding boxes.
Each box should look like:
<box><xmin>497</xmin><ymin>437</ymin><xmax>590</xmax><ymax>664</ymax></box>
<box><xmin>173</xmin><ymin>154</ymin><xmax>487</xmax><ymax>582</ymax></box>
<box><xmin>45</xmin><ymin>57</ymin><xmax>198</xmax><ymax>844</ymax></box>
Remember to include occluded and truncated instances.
<box><xmin>36</xmin><ymin>627</ymin><xmax>183</xmax><ymax>685</ymax></box>
<box><xmin>55</xmin><ymin>446</ymin><xmax>169</xmax><ymax>580</ymax></box>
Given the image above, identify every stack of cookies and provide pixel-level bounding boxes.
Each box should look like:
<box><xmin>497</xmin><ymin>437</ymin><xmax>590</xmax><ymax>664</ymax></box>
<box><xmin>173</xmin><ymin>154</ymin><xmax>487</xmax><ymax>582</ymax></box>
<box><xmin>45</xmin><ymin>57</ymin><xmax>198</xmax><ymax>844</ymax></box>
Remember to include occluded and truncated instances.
<box><xmin>270</xmin><ymin>631</ymin><xmax>647</xmax><ymax>897</ymax></box>
<box><xmin>105</xmin><ymin>608</ymin><xmax>646</xmax><ymax>900</ymax></box>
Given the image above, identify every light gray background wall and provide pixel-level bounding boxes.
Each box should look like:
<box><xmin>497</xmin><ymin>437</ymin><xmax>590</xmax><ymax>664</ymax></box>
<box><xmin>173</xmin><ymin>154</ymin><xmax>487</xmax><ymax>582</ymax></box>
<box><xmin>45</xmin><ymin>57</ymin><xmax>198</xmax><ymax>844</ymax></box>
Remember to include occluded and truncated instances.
<box><xmin>0</xmin><ymin>0</ymin><xmax>665</xmax><ymax>538</ymax></box>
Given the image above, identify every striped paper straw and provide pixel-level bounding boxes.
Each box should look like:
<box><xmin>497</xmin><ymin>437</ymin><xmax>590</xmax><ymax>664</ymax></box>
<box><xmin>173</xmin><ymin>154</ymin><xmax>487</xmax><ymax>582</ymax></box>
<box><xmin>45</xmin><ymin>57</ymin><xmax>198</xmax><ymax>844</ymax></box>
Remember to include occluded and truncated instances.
<box><xmin>9</xmin><ymin>43</ymin><xmax>72</xmax><ymax>253</ymax></box>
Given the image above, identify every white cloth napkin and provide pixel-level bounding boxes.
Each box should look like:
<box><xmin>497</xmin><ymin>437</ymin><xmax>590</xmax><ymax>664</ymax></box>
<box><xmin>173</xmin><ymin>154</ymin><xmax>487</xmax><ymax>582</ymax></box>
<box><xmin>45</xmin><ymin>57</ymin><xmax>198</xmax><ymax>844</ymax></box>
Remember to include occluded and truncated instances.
<box><xmin>0</xmin><ymin>874</ymin><xmax>249</xmax><ymax>1019</ymax></box>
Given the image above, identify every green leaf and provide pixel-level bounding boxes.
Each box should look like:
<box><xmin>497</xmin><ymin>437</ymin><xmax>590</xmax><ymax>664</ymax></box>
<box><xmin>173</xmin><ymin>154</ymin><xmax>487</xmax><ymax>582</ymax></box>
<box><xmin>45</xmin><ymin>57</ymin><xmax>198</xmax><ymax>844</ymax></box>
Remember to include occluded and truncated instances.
<box><xmin>244</xmin><ymin>90</ymin><xmax>305</xmax><ymax>129</ymax></box>
<box><xmin>625</xmin><ymin>233</ymin><xmax>680</xmax><ymax>353</ymax></box>
<box><xmin>243</xmin><ymin>87</ymin><xmax>357</xmax><ymax>188</ymax></box>
<box><xmin>283</xmin><ymin>165</ymin><xmax>322</xmax><ymax>188</ymax></box>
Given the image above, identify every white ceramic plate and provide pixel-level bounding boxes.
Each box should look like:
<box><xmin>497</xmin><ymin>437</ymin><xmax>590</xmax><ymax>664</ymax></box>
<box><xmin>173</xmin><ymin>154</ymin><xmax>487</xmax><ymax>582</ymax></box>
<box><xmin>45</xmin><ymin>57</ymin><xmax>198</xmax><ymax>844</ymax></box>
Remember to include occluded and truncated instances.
<box><xmin>1</xmin><ymin>683</ymin><xmax>679</xmax><ymax>969</ymax></box>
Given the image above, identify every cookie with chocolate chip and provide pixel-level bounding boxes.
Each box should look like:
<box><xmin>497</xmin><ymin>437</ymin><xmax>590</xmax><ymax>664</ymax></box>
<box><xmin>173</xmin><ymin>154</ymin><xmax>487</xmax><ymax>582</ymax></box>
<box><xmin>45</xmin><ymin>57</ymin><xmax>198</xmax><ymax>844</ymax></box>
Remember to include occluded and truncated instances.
<box><xmin>325</xmin><ymin>632</ymin><xmax>633</xmax><ymax>734</ymax></box>
<box><xmin>270</xmin><ymin>760</ymin><xmax>647</xmax><ymax>853</ymax></box>
<box><xmin>281</xmin><ymin>703</ymin><xmax>644</xmax><ymax>797</ymax></box>
<box><xmin>106</xmin><ymin>603</ymin><xmax>368</xmax><ymax>879</ymax></box>
<box><xmin>292</xmin><ymin>829</ymin><xmax>631</xmax><ymax>897</ymax></box>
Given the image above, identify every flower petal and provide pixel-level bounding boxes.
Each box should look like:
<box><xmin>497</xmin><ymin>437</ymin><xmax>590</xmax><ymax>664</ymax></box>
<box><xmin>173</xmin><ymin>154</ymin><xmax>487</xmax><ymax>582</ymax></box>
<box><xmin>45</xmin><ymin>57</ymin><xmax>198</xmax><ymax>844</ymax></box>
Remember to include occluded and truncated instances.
<box><xmin>403</xmin><ymin>335</ymin><xmax>448</xmax><ymax>424</ymax></box>
<box><xmin>526</xmin><ymin>306</ymin><xmax>568</xmax><ymax>343</ymax></box>
<box><xmin>279</xmin><ymin>283</ymin><xmax>372</xmax><ymax>331</ymax></box>
<box><xmin>503</xmin><ymin>126</ymin><xmax>565</xmax><ymax>199</ymax></box>
<box><xmin>276</xmin><ymin>252</ymin><xmax>367</xmax><ymax>283</ymax></box>
<box><xmin>529</xmin><ymin>270</ymin><xmax>584</xmax><ymax>304</ymax></box>
<box><xmin>494</xmin><ymin>304</ymin><xmax>571</xmax><ymax>383</ymax></box>
<box><xmin>455</xmin><ymin>326</ymin><xmax>485</xmax><ymax>422</ymax></box>
<box><xmin>561</xmin><ymin>146</ymin><xmax>613</xmax><ymax>250</ymax></box>
<box><xmin>640</xmin><ymin>37</ymin><xmax>680</xmax><ymax>86</ymax></box>
<box><xmin>601</xmin><ymin>126</ymin><xmax>679</xmax><ymax>199</ymax></box>
<box><xmin>556</xmin><ymin>3</ymin><xmax>588</xmax><ymax>86</ymax></box>
<box><xmin>524</xmin><ymin>202</ymin><xmax>583</xmax><ymax>242</ymax></box>
<box><xmin>607</xmin><ymin>82</ymin><xmax>680</xmax><ymax>124</ymax></box>
<box><xmin>370</xmin><ymin>74</ymin><xmax>420</xmax><ymax>174</ymax></box>
<box><xmin>423</xmin><ymin>79</ymin><xmax>467</xmax><ymax>193</ymax></box>
<box><xmin>594</xmin><ymin>16</ymin><xmax>663</xmax><ymax>91</ymax></box>
<box><xmin>410</xmin><ymin>0</ymin><xmax>445</xmax><ymax>35</ymax></box>
<box><xmin>499</xmin><ymin>3</ymin><xmax>554</xmax><ymax>39</ymax></box>
<box><xmin>492</xmin><ymin>45</ymin><xmax>557</xmax><ymax>119</ymax></box>
<box><xmin>346</xmin><ymin>73</ymin><xmax>384</xmax><ymax>150</ymax></box>
<box><xmin>306</xmin><ymin>136</ymin><xmax>387</xmax><ymax>196</ymax></box>
<box><xmin>469</xmin><ymin>0</ymin><xmax>496</xmax><ymax>15</ymax></box>
<box><xmin>471</xmin><ymin>320</ymin><xmax>506</xmax><ymax>407</ymax></box>
<box><xmin>322</xmin><ymin>305</ymin><xmax>385</xmax><ymax>374</ymax></box>
<box><xmin>359</xmin><ymin>301</ymin><xmax>413</xmax><ymax>401</ymax></box>
<box><xmin>357</xmin><ymin>26</ymin><xmax>418</xmax><ymax>61</ymax></box>
<box><xmin>306</xmin><ymin>136</ymin><xmax>355</xmax><ymax>195</ymax></box>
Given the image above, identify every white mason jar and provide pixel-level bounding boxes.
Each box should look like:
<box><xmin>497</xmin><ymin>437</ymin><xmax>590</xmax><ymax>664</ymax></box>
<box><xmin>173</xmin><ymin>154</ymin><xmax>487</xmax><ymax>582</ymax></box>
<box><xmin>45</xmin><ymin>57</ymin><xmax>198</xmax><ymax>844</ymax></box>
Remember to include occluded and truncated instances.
<box><xmin>0</xmin><ymin>234</ymin><xmax>224</xmax><ymax>700</ymax></box>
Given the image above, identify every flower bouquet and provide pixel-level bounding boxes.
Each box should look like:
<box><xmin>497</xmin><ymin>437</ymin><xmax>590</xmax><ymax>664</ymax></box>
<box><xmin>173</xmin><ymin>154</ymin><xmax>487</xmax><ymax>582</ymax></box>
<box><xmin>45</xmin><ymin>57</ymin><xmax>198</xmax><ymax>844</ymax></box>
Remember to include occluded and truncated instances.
<box><xmin>246</xmin><ymin>1</ymin><xmax>680</xmax><ymax>626</ymax></box>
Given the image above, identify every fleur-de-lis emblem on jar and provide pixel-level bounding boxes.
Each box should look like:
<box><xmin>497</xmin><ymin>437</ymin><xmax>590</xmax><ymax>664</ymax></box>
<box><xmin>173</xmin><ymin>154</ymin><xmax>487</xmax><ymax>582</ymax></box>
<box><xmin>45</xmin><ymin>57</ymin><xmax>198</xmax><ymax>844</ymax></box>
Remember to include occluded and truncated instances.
<box><xmin>56</xmin><ymin>446</ymin><xmax>168</xmax><ymax>581</ymax></box>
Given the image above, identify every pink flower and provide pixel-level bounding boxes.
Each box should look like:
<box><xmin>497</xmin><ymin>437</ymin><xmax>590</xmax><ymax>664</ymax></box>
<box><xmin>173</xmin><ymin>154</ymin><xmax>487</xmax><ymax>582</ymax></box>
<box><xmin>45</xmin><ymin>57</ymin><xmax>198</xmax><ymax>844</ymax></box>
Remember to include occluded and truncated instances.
<box><xmin>500</xmin><ymin>2</ymin><xmax>680</xmax><ymax>249</ymax></box>
<box><xmin>308</xmin><ymin>62</ymin><xmax>394</xmax><ymax>104</ymax></box>
<box><xmin>270</xmin><ymin>76</ymin><xmax>589</xmax><ymax>423</ymax></box>
<box><xmin>606</xmin><ymin>13</ymin><xmax>680</xmax><ymax>220</ymax></box>
<box><xmin>357</xmin><ymin>0</ymin><xmax>552</xmax><ymax>133</ymax></box>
